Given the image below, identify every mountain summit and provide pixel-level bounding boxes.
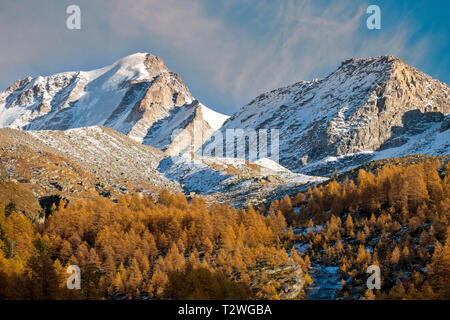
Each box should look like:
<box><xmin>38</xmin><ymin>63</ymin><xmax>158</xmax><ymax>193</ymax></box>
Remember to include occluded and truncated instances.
<box><xmin>204</xmin><ymin>55</ymin><xmax>449</xmax><ymax>175</ymax></box>
<box><xmin>0</xmin><ymin>53</ymin><xmax>228</xmax><ymax>153</ymax></box>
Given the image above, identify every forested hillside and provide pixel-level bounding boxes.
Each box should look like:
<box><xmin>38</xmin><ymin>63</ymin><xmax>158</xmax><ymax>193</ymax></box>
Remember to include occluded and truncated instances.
<box><xmin>271</xmin><ymin>158</ymin><xmax>450</xmax><ymax>299</ymax></box>
<box><xmin>0</xmin><ymin>158</ymin><xmax>449</xmax><ymax>299</ymax></box>
<box><xmin>0</xmin><ymin>191</ymin><xmax>297</xmax><ymax>299</ymax></box>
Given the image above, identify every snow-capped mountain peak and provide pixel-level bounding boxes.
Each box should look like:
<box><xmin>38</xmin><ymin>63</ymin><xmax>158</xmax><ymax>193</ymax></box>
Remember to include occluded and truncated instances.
<box><xmin>82</xmin><ymin>52</ymin><xmax>157</xmax><ymax>87</ymax></box>
<box><xmin>0</xmin><ymin>52</ymin><xmax>228</xmax><ymax>154</ymax></box>
<box><xmin>203</xmin><ymin>55</ymin><xmax>449</xmax><ymax>175</ymax></box>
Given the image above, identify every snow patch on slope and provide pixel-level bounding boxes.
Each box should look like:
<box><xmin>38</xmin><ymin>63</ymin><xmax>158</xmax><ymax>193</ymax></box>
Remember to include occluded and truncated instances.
<box><xmin>254</xmin><ymin>158</ymin><xmax>289</xmax><ymax>172</ymax></box>
<box><xmin>199</xmin><ymin>103</ymin><xmax>229</xmax><ymax>130</ymax></box>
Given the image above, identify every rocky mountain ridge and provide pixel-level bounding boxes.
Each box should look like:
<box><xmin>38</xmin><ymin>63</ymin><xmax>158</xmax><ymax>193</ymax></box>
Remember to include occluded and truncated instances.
<box><xmin>203</xmin><ymin>55</ymin><xmax>449</xmax><ymax>175</ymax></box>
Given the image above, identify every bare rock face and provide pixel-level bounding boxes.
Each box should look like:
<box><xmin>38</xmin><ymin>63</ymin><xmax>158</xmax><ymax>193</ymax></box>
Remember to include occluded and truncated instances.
<box><xmin>143</xmin><ymin>100</ymin><xmax>220</xmax><ymax>156</ymax></box>
<box><xmin>204</xmin><ymin>56</ymin><xmax>449</xmax><ymax>175</ymax></box>
<box><xmin>332</xmin><ymin>56</ymin><xmax>448</xmax><ymax>155</ymax></box>
<box><xmin>0</xmin><ymin>53</ymin><xmax>228</xmax><ymax>154</ymax></box>
<box><xmin>124</xmin><ymin>70</ymin><xmax>194</xmax><ymax>143</ymax></box>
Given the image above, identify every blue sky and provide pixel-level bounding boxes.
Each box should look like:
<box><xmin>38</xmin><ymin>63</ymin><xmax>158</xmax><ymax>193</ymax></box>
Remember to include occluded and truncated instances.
<box><xmin>0</xmin><ymin>0</ymin><xmax>448</xmax><ymax>115</ymax></box>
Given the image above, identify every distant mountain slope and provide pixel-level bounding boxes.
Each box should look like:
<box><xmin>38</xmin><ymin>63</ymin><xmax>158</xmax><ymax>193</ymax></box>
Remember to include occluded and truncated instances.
<box><xmin>158</xmin><ymin>155</ymin><xmax>326</xmax><ymax>207</ymax></box>
<box><xmin>204</xmin><ymin>56</ymin><xmax>449</xmax><ymax>175</ymax></box>
<box><xmin>0</xmin><ymin>53</ymin><xmax>228</xmax><ymax>153</ymax></box>
<box><xmin>0</xmin><ymin>128</ymin><xmax>108</xmax><ymax>216</ymax></box>
<box><xmin>0</xmin><ymin>127</ymin><xmax>182</xmax><ymax>211</ymax></box>
<box><xmin>27</xmin><ymin>126</ymin><xmax>182</xmax><ymax>192</ymax></box>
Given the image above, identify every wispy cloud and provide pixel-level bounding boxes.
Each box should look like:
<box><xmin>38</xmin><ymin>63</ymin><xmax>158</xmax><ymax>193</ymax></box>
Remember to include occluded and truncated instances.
<box><xmin>0</xmin><ymin>0</ymin><xmax>442</xmax><ymax>114</ymax></box>
<box><xmin>106</xmin><ymin>0</ymin><xmax>433</xmax><ymax>108</ymax></box>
